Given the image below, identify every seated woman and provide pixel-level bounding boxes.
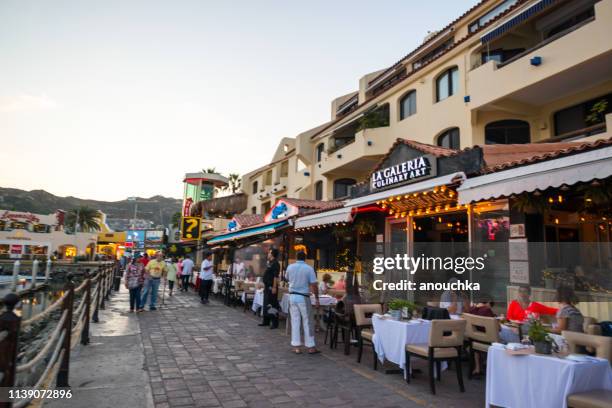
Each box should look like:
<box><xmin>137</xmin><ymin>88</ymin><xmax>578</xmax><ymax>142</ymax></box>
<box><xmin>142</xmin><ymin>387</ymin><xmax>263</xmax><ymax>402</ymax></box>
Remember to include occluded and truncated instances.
<box><xmin>554</xmin><ymin>285</ymin><xmax>584</xmax><ymax>333</ymax></box>
<box><xmin>507</xmin><ymin>285</ymin><xmax>558</xmax><ymax>322</ymax></box>
<box><xmin>439</xmin><ymin>277</ymin><xmax>470</xmax><ymax>315</ymax></box>
<box><xmin>468</xmin><ymin>296</ymin><xmax>496</xmax><ymax>317</ymax></box>
<box><xmin>333</xmin><ymin>275</ymin><xmax>346</xmax><ymax>291</ymax></box>
<box><xmin>318</xmin><ymin>273</ymin><xmax>332</xmax><ymax>295</ymax></box>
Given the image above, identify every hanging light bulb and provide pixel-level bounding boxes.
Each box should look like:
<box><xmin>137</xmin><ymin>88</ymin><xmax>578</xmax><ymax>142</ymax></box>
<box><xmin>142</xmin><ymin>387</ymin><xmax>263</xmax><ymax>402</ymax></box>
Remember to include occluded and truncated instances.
<box><xmin>558</xmin><ymin>195</ymin><xmax>563</xmax><ymax>203</ymax></box>
<box><xmin>554</xmin><ymin>218</ymin><xmax>559</xmax><ymax>224</ymax></box>
<box><xmin>548</xmin><ymin>197</ymin><xmax>554</xmax><ymax>203</ymax></box>
<box><xmin>438</xmin><ymin>217</ymin><xmax>442</xmax><ymax>223</ymax></box>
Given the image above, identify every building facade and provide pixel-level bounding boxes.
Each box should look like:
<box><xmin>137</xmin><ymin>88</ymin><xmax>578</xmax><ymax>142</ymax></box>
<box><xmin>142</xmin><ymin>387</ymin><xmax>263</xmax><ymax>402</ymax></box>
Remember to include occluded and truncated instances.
<box><xmin>242</xmin><ymin>0</ymin><xmax>612</xmax><ymax>209</ymax></box>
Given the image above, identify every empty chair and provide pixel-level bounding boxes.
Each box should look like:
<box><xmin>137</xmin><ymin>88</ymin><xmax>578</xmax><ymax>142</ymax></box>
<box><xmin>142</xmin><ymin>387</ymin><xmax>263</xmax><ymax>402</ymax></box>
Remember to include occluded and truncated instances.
<box><xmin>463</xmin><ymin>313</ymin><xmax>500</xmax><ymax>379</ymax></box>
<box><xmin>563</xmin><ymin>330</ymin><xmax>612</xmax><ymax>362</ymax></box>
<box><xmin>567</xmin><ymin>389</ymin><xmax>612</xmax><ymax>408</ymax></box>
<box><xmin>405</xmin><ymin>319</ymin><xmax>466</xmax><ymax>395</ymax></box>
<box><xmin>354</xmin><ymin>304</ymin><xmax>382</xmax><ymax>370</ymax></box>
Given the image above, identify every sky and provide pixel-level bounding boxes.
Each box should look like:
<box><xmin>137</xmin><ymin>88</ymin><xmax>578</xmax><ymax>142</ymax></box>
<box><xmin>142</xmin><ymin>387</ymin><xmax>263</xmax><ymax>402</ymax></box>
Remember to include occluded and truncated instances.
<box><xmin>0</xmin><ymin>0</ymin><xmax>479</xmax><ymax>201</ymax></box>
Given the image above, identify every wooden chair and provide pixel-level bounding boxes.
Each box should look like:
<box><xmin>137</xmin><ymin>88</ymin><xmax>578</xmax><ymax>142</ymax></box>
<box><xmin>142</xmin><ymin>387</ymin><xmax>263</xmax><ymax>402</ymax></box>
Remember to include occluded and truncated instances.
<box><xmin>562</xmin><ymin>330</ymin><xmax>612</xmax><ymax>362</ymax></box>
<box><xmin>463</xmin><ymin>313</ymin><xmax>499</xmax><ymax>379</ymax></box>
<box><xmin>354</xmin><ymin>304</ymin><xmax>382</xmax><ymax>370</ymax></box>
<box><xmin>243</xmin><ymin>288</ymin><xmax>255</xmax><ymax>313</ymax></box>
<box><xmin>567</xmin><ymin>389</ymin><xmax>612</xmax><ymax>408</ymax></box>
<box><xmin>405</xmin><ymin>319</ymin><xmax>466</xmax><ymax>395</ymax></box>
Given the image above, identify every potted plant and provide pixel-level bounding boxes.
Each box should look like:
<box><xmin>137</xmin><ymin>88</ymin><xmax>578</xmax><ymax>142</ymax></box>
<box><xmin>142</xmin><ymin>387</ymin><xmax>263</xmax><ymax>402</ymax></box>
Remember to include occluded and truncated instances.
<box><xmin>542</xmin><ymin>268</ymin><xmax>556</xmax><ymax>289</ymax></box>
<box><xmin>388</xmin><ymin>299</ymin><xmax>417</xmax><ymax>320</ymax></box>
<box><xmin>528</xmin><ymin>319</ymin><xmax>553</xmax><ymax>354</ymax></box>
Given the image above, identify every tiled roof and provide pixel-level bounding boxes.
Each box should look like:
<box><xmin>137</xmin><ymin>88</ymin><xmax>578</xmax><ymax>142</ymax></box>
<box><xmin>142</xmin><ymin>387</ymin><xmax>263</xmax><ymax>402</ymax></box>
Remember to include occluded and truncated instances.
<box><xmin>281</xmin><ymin>198</ymin><xmax>344</xmax><ymax>211</ymax></box>
<box><xmin>370</xmin><ymin>138</ymin><xmax>458</xmax><ymax>174</ymax></box>
<box><xmin>481</xmin><ymin>137</ymin><xmax>612</xmax><ymax>173</ymax></box>
<box><xmin>234</xmin><ymin>214</ymin><xmax>264</xmax><ymax>228</ymax></box>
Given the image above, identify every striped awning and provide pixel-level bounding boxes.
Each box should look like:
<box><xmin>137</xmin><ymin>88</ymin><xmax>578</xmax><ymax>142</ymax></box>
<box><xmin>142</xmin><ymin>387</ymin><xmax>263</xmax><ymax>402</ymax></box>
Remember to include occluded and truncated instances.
<box><xmin>294</xmin><ymin>207</ymin><xmax>354</xmax><ymax>230</ymax></box>
<box><xmin>481</xmin><ymin>0</ymin><xmax>558</xmax><ymax>44</ymax></box>
<box><xmin>206</xmin><ymin>220</ymin><xmax>289</xmax><ymax>246</ymax></box>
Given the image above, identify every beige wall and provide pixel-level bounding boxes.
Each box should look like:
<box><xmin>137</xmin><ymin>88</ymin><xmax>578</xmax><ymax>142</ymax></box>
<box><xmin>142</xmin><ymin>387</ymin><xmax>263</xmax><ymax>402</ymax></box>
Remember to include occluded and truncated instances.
<box><xmin>240</xmin><ymin>0</ymin><xmax>612</xmax><ymax>209</ymax></box>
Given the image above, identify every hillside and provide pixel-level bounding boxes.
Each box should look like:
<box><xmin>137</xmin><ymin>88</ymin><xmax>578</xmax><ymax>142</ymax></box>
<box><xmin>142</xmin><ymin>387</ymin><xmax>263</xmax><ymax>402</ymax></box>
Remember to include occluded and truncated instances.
<box><xmin>0</xmin><ymin>187</ymin><xmax>182</xmax><ymax>228</ymax></box>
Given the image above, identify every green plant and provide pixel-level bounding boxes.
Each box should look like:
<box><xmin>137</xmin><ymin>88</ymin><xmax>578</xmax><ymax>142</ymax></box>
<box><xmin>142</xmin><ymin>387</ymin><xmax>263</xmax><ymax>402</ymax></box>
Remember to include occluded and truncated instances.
<box><xmin>511</xmin><ymin>193</ymin><xmax>548</xmax><ymax>214</ymax></box>
<box><xmin>357</xmin><ymin>107</ymin><xmax>389</xmax><ymax>131</ymax></box>
<box><xmin>65</xmin><ymin>206</ymin><xmax>102</xmax><ymax>232</ymax></box>
<box><xmin>388</xmin><ymin>298</ymin><xmax>416</xmax><ymax>311</ymax></box>
<box><xmin>528</xmin><ymin>319</ymin><xmax>552</xmax><ymax>343</ymax></box>
<box><xmin>542</xmin><ymin>269</ymin><xmax>555</xmax><ymax>279</ymax></box>
<box><xmin>585</xmin><ymin>99</ymin><xmax>608</xmax><ymax>125</ymax></box>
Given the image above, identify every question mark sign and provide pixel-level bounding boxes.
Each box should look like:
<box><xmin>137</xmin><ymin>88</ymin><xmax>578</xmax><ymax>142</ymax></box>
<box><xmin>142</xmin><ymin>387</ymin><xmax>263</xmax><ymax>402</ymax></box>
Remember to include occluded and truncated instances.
<box><xmin>185</xmin><ymin>219</ymin><xmax>198</xmax><ymax>238</ymax></box>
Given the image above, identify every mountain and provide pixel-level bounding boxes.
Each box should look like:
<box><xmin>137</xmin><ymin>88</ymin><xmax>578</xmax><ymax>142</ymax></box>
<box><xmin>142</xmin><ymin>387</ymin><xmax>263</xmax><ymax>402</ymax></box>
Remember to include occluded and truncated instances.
<box><xmin>0</xmin><ymin>187</ymin><xmax>182</xmax><ymax>229</ymax></box>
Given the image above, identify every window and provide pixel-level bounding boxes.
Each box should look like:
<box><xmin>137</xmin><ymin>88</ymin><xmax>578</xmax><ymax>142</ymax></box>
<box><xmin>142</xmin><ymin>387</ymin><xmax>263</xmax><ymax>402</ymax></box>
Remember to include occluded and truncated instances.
<box><xmin>252</xmin><ymin>181</ymin><xmax>258</xmax><ymax>194</ymax></box>
<box><xmin>296</xmin><ymin>158</ymin><xmax>307</xmax><ymax>172</ymax></box>
<box><xmin>485</xmin><ymin>120</ymin><xmax>530</xmax><ymax>144</ymax></box>
<box><xmin>554</xmin><ymin>93</ymin><xmax>611</xmax><ymax>138</ymax></box>
<box><xmin>399</xmin><ymin>91</ymin><xmax>417</xmax><ymax>120</ymax></box>
<box><xmin>412</xmin><ymin>38</ymin><xmax>454</xmax><ymax>70</ymax></box>
<box><xmin>333</xmin><ymin>178</ymin><xmax>356</xmax><ymax>199</ymax></box>
<box><xmin>436</xmin><ymin>67</ymin><xmax>459</xmax><ymax>102</ymax></box>
<box><xmin>469</xmin><ymin>0</ymin><xmax>518</xmax><ymax>33</ymax></box>
<box><xmin>251</xmin><ymin>206</ymin><xmax>257</xmax><ymax>214</ymax></box>
<box><xmin>315</xmin><ymin>181</ymin><xmax>323</xmax><ymax>201</ymax></box>
<box><xmin>437</xmin><ymin>128</ymin><xmax>460</xmax><ymax>149</ymax></box>
<box><xmin>546</xmin><ymin>7</ymin><xmax>594</xmax><ymax>39</ymax></box>
<box><xmin>481</xmin><ymin>48</ymin><xmax>525</xmax><ymax>65</ymax></box>
<box><xmin>262</xmin><ymin>201</ymin><xmax>271</xmax><ymax>214</ymax></box>
<box><xmin>316</xmin><ymin>143</ymin><xmax>325</xmax><ymax>162</ymax></box>
<box><xmin>280</xmin><ymin>161</ymin><xmax>288</xmax><ymax>177</ymax></box>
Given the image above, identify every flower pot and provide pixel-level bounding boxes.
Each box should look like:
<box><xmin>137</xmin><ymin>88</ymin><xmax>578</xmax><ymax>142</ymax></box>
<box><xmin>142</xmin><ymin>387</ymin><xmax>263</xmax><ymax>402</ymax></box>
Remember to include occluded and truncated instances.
<box><xmin>389</xmin><ymin>310</ymin><xmax>401</xmax><ymax>320</ymax></box>
<box><xmin>534</xmin><ymin>341</ymin><xmax>552</xmax><ymax>354</ymax></box>
<box><xmin>544</xmin><ymin>278</ymin><xmax>555</xmax><ymax>289</ymax></box>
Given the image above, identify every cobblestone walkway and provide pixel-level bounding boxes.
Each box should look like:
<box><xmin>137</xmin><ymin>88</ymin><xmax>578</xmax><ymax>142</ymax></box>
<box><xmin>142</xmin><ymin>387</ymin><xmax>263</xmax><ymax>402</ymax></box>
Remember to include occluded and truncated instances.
<box><xmin>138</xmin><ymin>291</ymin><xmax>485</xmax><ymax>408</ymax></box>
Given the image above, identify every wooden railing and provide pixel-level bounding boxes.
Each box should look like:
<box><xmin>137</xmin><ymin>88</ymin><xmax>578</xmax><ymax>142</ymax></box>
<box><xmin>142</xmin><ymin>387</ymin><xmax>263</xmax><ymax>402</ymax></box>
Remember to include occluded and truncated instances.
<box><xmin>0</xmin><ymin>262</ymin><xmax>117</xmax><ymax>408</ymax></box>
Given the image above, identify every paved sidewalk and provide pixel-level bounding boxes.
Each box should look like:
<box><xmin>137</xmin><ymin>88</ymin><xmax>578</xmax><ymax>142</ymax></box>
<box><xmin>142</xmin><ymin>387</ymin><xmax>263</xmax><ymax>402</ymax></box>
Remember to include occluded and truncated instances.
<box><xmin>138</xmin><ymin>290</ymin><xmax>485</xmax><ymax>408</ymax></box>
<box><xmin>47</xmin><ymin>290</ymin><xmax>153</xmax><ymax>408</ymax></box>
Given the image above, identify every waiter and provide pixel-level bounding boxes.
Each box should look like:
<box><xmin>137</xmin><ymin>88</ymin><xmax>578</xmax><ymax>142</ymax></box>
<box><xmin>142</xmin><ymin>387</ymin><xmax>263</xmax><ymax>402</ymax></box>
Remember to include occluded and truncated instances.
<box><xmin>259</xmin><ymin>248</ymin><xmax>280</xmax><ymax>329</ymax></box>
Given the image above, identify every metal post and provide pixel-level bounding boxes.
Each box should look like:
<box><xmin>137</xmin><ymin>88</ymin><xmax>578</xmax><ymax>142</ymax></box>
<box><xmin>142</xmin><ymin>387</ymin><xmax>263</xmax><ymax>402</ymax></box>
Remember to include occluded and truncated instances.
<box><xmin>81</xmin><ymin>271</ymin><xmax>91</xmax><ymax>345</ymax></box>
<box><xmin>0</xmin><ymin>293</ymin><xmax>21</xmax><ymax>408</ymax></box>
<box><xmin>100</xmin><ymin>268</ymin><xmax>106</xmax><ymax>310</ymax></box>
<box><xmin>45</xmin><ymin>259</ymin><xmax>52</xmax><ymax>283</ymax></box>
<box><xmin>56</xmin><ymin>275</ymin><xmax>74</xmax><ymax>387</ymax></box>
<box><xmin>11</xmin><ymin>260</ymin><xmax>20</xmax><ymax>292</ymax></box>
<box><xmin>31</xmin><ymin>259</ymin><xmax>39</xmax><ymax>290</ymax></box>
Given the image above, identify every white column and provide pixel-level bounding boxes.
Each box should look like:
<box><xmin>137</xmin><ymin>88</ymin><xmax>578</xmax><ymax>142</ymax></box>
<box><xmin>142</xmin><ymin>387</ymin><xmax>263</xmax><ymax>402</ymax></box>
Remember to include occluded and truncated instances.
<box><xmin>11</xmin><ymin>260</ymin><xmax>20</xmax><ymax>292</ymax></box>
<box><xmin>31</xmin><ymin>259</ymin><xmax>39</xmax><ymax>289</ymax></box>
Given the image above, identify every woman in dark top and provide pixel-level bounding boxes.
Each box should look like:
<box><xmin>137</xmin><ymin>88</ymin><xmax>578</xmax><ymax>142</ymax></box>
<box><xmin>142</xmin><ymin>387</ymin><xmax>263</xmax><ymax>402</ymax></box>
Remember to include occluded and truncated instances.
<box><xmin>259</xmin><ymin>248</ymin><xmax>280</xmax><ymax>329</ymax></box>
<box><xmin>554</xmin><ymin>286</ymin><xmax>584</xmax><ymax>333</ymax></box>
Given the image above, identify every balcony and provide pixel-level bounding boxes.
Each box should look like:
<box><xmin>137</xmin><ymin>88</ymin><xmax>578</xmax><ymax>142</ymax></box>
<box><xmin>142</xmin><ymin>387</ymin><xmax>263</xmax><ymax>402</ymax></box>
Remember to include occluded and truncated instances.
<box><xmin>317</xmin><ymin>126</ymin><xmax>395</xmax><ymax>177</ymax></box>
<box><xmin>468</xmin><ymin>0</ymin><xmax>612</xmax><ymax>111</ymax></box>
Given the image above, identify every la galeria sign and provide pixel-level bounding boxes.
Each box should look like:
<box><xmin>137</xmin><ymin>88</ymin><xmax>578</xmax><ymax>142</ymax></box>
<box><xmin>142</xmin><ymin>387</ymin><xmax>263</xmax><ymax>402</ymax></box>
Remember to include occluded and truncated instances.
<box><xmin>371</xmin><ymin>156</ymin><xmax>432</xmax><ymax>190</ymax></box>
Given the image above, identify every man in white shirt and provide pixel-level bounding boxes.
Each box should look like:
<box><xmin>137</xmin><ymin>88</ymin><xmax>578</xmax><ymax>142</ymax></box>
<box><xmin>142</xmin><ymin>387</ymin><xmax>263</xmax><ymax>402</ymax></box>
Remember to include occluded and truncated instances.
<box><xmin>180</xmin><ymin>255</ymin><xmax>194</xmax><ymax>292</ymax></box>
<box><xmin>286</xmin><ymin>251</ymin><xmax>319</xmax><ymax>354</ymax></box>
<box><xmin>199</xmin><ymin>252</ymin><xmax>214</xmax><ymax>304</ymax></box>
<box><xmin>231</xmin><ymin>256</ymin><xmax>246</xmax><ymax>280</ymax></box>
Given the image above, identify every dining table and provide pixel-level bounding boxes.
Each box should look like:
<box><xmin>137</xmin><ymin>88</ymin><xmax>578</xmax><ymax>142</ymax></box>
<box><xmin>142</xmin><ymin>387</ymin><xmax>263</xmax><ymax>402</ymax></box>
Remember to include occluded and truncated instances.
<box><xmin>241</xmin><ymin>288</ymin><xmax>264</xmax><ymax>314</ymax></box>
<box><xmin>372</xmin><ymin>314</ymin><xmax>446</xmax><ymax>378</ymax></box>
<box><xmin>485</xmin><ymin>343</ymin><xmax>612</xmax><ymax>408</ymax></box>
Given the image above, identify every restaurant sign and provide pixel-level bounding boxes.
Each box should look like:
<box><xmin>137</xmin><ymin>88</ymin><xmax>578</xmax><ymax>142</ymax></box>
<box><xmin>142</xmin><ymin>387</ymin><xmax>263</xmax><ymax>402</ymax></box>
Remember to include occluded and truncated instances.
<box><xmin>371</xmin><ymin>155</ymin><xmax>435</xmax><ymax>190</ymax></box>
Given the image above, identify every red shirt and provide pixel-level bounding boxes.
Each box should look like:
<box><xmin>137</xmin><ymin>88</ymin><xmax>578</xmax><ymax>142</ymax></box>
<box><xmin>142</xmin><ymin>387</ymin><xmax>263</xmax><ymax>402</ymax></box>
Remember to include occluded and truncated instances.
<box><xmin>139</xmin><ymin>258</ymin><xmax>150</xmax><ymax>267</ymax></box>
<box><xmin>507</xmin><ymin>300</ymin><xmax>558</xmax><ymax>322</ymax></box>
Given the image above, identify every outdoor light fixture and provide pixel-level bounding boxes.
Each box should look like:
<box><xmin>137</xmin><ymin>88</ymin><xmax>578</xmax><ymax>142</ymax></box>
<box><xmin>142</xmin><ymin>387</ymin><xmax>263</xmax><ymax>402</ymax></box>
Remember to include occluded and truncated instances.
<box><xmin>367</xmin><ymin>140</ymin><xmax>373</xmax><ymax>146</ymax></box>
<box><xmin>464</xmin><ymin>95</ymin><xmax>471</xmax><ymax>103</ymax></box>
<box><xmin>530</xmin><ymin>56</ymin><xmax>542</xmax><ymax>66</ymax></box>
<box><xmin>337</xmin><ymin>154</ymin><xmax>342</xmax><ymax>159</ymax></box>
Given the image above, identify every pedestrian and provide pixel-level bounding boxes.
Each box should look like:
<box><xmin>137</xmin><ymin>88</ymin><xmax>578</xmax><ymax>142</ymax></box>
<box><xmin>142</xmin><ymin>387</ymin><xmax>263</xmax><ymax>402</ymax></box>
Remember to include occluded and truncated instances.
<box><xmin>176</xmin><ymin>257</ymin><xmax>183</xmax><ymax>290</ymax></box>
<box><xmin>259</xmin><ymin>248</ymin><xmax>280</xmax><ymax>329</ymax></box>
<box><xmin>139</xmin><ymin>252</ymin><xmax>150</xmax><ymax>268</ymax></box>
<box><xmin>141</xmin><ymin>252</ymin><xmax>168</xmax><ymax>311</ymax></box>
<box><xmin>199</xmin><ymin>252</ymin><xmax>214</xmax><ymax>304</ymax></box>
<box><xmin>166</xmin><ymin>257</ymin><xmax>178</xmax><ymax>296</ymax></box>
<box><xmin>287</xmin><ymin>251</ymin><xmax>320</xmax><ymax>354</ymax></box>
<box><xmin>181</xmin><ymin>255</ymin><xmax>194</xmax><ymax>292</ymax></box>
<box><xmin>124</xmin><ymin>254</ymin><xmax>144</xmax><ymax>313</ymax></box>
<box><xmin>231</xmin><ymin>256</ymin><xmax>246</xmax><ymax>280</ymax></box>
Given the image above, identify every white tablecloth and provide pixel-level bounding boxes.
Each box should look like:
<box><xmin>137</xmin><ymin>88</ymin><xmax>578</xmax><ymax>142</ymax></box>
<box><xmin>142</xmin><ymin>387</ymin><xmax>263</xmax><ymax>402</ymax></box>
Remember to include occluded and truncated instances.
<box><xmin>241</xmin><ymin>289</ymin><xmax>264</xmax><ymax>313</ymax></box>
<box><xmin>486</xmin><ymin>345</ymin><xmax>612</xmax><ymax>408</ymax></box>
<box><xmin>372</xmin><ymin>315</ymin><xmax>432</xmax><ymax>371</ymax></box>
<box><xmin>212</xmin><ymin>278</ymin><xmax>223</xmax><ymax>294</ymax></box>
<box><xmin>280</xmin><ymin>293</ymin><xmax>337</xmax><ymax>313</ymax></box>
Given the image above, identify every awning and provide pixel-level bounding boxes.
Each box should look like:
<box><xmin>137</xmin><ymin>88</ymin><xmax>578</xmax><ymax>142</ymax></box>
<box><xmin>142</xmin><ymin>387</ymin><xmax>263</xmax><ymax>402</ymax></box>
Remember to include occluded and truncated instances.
<box><xmin>294</xmin><ymin>207</ymin><xmax>353</xmax><ymax>229</ymax></box>
<box><xmin>458</xmin><ymin>146</ymin><xmax>612</xmax><ymax>204</ymax></box>
<box><xmin>481</xmin><ymin>0</ymin><xmax>558</xmax><ymax>44</ymax></box>
<box><xmin>344</xmin><ymin>172</ymin><xmax>466</xmax><ymax>208</ymax></box>
<box><xmin>206</xmin><ymin>220</ymin><xmax>289</xmax><ymax>246</ymax></box>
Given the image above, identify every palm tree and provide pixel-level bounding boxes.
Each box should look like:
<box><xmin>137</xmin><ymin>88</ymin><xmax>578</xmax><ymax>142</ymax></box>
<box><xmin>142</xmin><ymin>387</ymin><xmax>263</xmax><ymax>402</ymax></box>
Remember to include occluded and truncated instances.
<box><xmin>227</xmin><ymin>173</ymin><xmax>242</xmax><ymax>194</ymax></box>
<box><xmin>66</xmin><ymin>206</ymin><xmax>102</xmax><ymax>232</ymax></box>
<box><xmin>202</xmin><ymin>167</ymin><xmax>218</xmax><ymax>174</ymax></box>
<box><xmin>171</xmin><ymin>211</ymin><xmax>182</xmax><ymax>228</ymax></box>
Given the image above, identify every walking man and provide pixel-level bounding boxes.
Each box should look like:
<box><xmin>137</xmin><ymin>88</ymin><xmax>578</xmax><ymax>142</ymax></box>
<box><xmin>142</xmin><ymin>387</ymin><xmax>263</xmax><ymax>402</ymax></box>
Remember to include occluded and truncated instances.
<box><xmin>181</xmin><ymin>255</ymin><xmax>194</xmax><ymax>292</ymax></box>
<box><xmin>142</xmin><ymin>252</ymin><xmax>167</xmax><ymax>311</ymax></box>
<box><xmin>287</xmin><ymin>251</ymin><xmax>319</xmax><ymax>354</ymax></box>
<box><xmin>259</xmin><ymin>248</ymin><xmax>280</xmax><ymax>329</ymax></box>
<box><xmin>199</xmin><ymin>252</ymin><xmax>214</xmax><ymax>304</ymax></box>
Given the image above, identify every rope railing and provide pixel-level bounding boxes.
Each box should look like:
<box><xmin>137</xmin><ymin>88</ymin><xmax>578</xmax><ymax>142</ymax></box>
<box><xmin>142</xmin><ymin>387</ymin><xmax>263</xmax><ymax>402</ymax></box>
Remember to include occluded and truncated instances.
<box><xmin>0</xmin><ymin>261</ymin><xmax>120</xmax><ymax>408</ymax></box>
